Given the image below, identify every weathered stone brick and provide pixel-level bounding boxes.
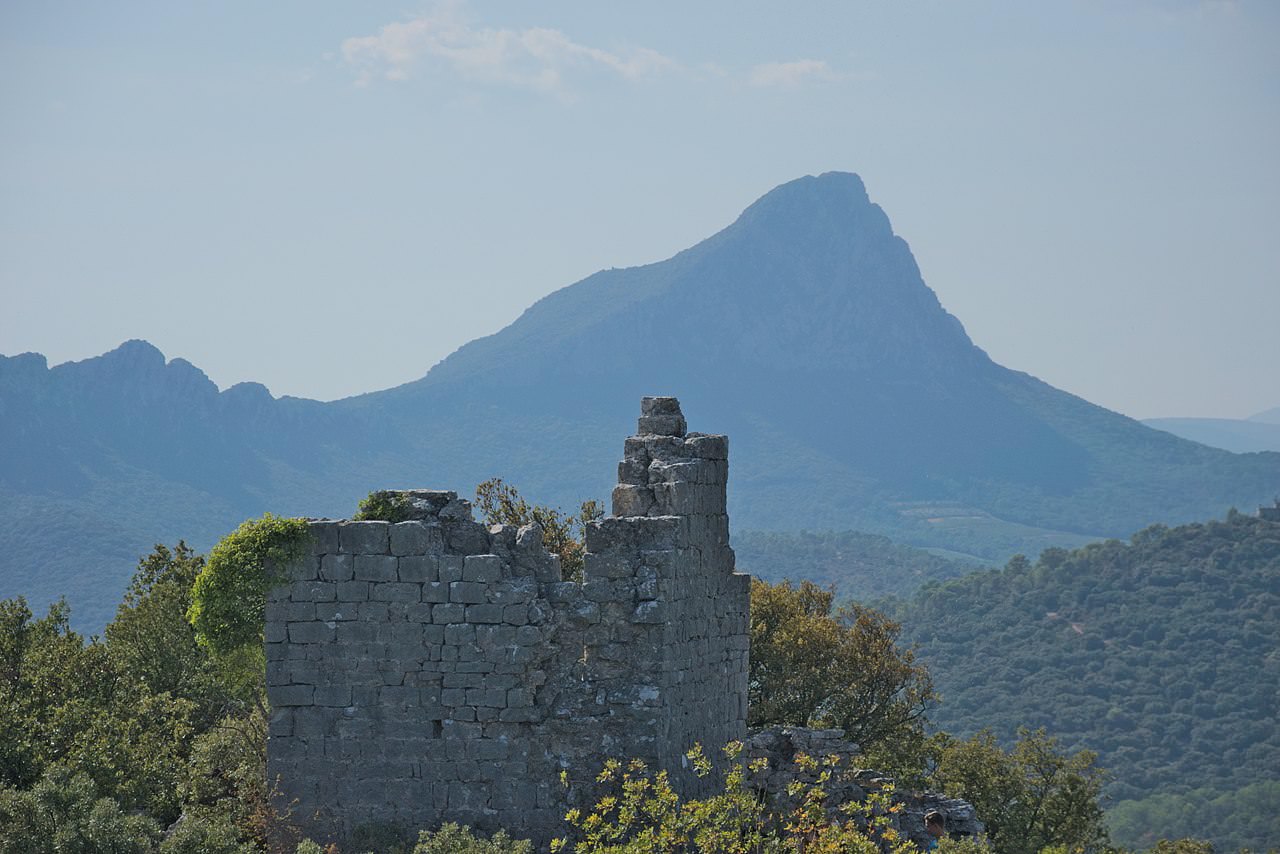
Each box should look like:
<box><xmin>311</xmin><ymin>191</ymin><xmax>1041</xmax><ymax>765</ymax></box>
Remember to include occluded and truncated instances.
<box><xmin>335</xmin><ymin>581</ymin><xmax>370</xmax><ymax>602</ymax></box>
<box><xmin>273</xmin><ymin>684</ymin><xmax>313</xmax><ymax>706</ymax></box>
<box><xmin>354</xmin><ymin>554</ymin><xmax>398</xmax><ymax>582</ymax></box>
<box><xmin>421</xmin><ymin>581</ymin><xmax>449</xmax><ymax>603</ymax></box>
<box><xmin>391</xmin><ymin>521</ymin><xmax>444</xmax><ymax>556</ymax></box>
<box><xmin>288</xmin><ymin>622</ymin><xmax>335</xmax><ymax>644</ymax></box>
<box><xmin>320</xmin><ymin>554</ymin><xmax>354</xmax><ymax>582</ymax></box>
<box><xmin>466</xmin><ymin>604</ymin><xmax>504</xmax><ymax>624</ymax></box>
<box><xmin>398</xmin><ymin>555</ymin><xmax>438</xmax><ymax>583</ymax></box>
<box><xmin>449</xmin><ymin>581</ymin><xmax>486</xmax><ymax>604</ymax></box>
<box><xmin>463</xmin><ymin>554</ymin><xmax>503</xmax><ymax>582</ymax></box>
<box><xmin>371</xmin><ymin>582</ymin><xmax>421</xmax><ymax>602</ymax></box>
<box><xmin>339</xmin><ymin>521</ymin><xmax>389</xmax><ymax>555</ymax></box>
<box><xmin>432</xmin><ymin>603</ymin><xmax>465</xmax><ymax>624</ymax></box>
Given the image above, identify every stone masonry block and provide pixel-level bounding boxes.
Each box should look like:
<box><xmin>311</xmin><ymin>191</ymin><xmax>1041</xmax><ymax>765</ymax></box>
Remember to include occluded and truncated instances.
<box><xmin>313</xmin><ymin>603</ymin><xmax>352</xmax><ymax>622</ymax></box>
<box><xmin>289</xmin><ymin>582</ymin><xmax>335</xmax><ymax>603</ymax></box>
<box><xmin>618</xmin><ymin>458</ymin><xmax>648</xmax><ymax>485</ymax></box>
<box><xmin>640</xmin><ymin>396</ymin><xmax>682</xmax><ymax>417</ymax></box>
<box><xmin>447</xmin><ymin>521</ymin><xmax>490</xmax><ymax>555</ymax></box>
<box><xmin>488</xmin><ymin>576</ymin><xmax>537</xmax><ymax>604</ymax></box>
<box><xmin>463</xmin><ymin>554</ymin><xmax>504</xmax><ymax>582</ymax></box>
<box><xmin>354</xmin><ymin>554</ymin><xmax>398</xmax><ymax>582</ymax></box>
<box><xmin>286</xmin><ymin>556</ymin><xmax>320</xmax><ymax>583</ymax></box>
<box><xmin>371</xmin><ymin>582</ymin><xmax>421</xmax><ymax>602</ymax></box>
<box><xmin>466</xmin><ymin>604</ymin><xmax>504</xmax><ymax>624</ymax></box>
<box><xmin>320</xmin><ymin>554</ymin><xmax>354</xmax><ymax>582</ymax></box>
<box><xmin>433</xmin><ymin>603</ymin><xmax>465</xmax><ymax>624</ymax></box>
<box><xmin>583</xmin><ymin>554</ymin><xmax>633</xmax><ymax>581</ymax></box>
<box><xmin>288</xmin><ymin>622</ymin><xmax>335</xmax><ymax>644</ymax></box>
<box><xmin>339</xmin><ymin>521</ymin><xmax>389</xmax><ymax>555</ymax></box>
<box><xmin>632</xmin><ymin>600</ymin><xmax>667</xmax><ymax>624</ymax></box>
<box><xmin>444</xmin><ymin>622</ymin><xmax>475</xmax><ymax>645</ymax></box>
<box><xmin>336</xmin><ymin>581</ymin><xmax>370</xmax><ymax>602</ymax></box>
<box><xmin>633</xmin><ymin>517</ymin><xmax>680</xmax><ymax>550</ymax></box>
<box><xmin>313</xmin><ymin>686</ymin><xmax>352</xmax><ymax>707</ymax></box>
<box><xmin>612</xmin><ymin>484</ymin><xmax>654</xmax><ymax>518</ymax></box>
<box><xmin>439</xmin><ymin>555</ymin><xmax>464</xmax><ymax>584</ymax></box>
<box><xmin>390</xmin><ymin>521</ymin><xmax>444</xmax><ymax>556</ymax></box>
<box><xmin>637</xmin><ymin>413</ymin><xmax>686</xmax><ymax>437</ymax></box>
<box><xmin>449</xmin><ymin>581</ymin><xmax>486</xmax><ymax>604</ymax></box>
<box><xmin>421</xmin><ymin>582</ymin><xmax>449</xmax><ymax>603</ymax></box>
<box><xmin>283</xmin><ymin>602</ymin><xmax>315</xmax><ymax>621</ymax></box>
<box><xmin>307</xmin><ymin>520</ymin><xmax>340</xmax><ymax>554</ymax></box>
<box><xmin>273</xmin><ymin>684</ymin><xmax>314</xmax><ymax>706</ymax></box>
<box><xmin>398</xmin><ymin>555</ymin><xmax>438</xmax><ymax>583</ymax></box>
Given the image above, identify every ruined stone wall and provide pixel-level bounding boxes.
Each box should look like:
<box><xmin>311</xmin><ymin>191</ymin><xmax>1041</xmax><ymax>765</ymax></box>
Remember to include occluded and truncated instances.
<box><xmin>265</xmin><ymin>398</ymin><xmax>750</xmax><ymax>844</ymax></box>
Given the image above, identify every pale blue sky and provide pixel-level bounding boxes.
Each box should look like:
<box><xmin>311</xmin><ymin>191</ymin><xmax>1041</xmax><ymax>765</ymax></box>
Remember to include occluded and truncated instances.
<box><xmin>2</xmin><ymin>1</ymin><xmax>1276</xmax><ymax>419</ymax></box>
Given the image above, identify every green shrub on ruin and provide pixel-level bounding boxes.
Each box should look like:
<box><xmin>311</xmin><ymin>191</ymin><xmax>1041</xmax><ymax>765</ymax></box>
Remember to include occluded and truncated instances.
<box><xmin>413</xmin><ymin>822</ymin><xmax>532</xmax><ymax>854</ymax></box>
<box><xmin>187</xmin><ymin>514</ymin><xmax>309</xmax><ymax>660</ymax></box>
<box><xmin>353</xmin><ymin>490</ymin><xmax>414</xmax><ymax>523</ymax></box>
<box><xmin>475</xmin><ymin>478</ymin><xmax>601</xmax><ymax>581</ymax></box>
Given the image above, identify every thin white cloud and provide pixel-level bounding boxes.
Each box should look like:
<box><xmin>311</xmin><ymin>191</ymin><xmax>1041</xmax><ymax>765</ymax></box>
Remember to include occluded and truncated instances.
<box><xmin>341</xmin><ymin>6</ymin><xmax>678</xmax><ymax>93</ymax></box>
<box><xmin>748</xmin><ymin>59</ymin><xmax>840</xmax><ymax>88</ymax></box>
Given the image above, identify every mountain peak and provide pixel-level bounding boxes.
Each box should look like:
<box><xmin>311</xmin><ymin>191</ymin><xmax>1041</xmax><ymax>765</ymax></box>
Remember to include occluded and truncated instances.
<box><xmin>103</xmin><ymin>339</ymin><xmax>166</xmax><ymax>368</ymax></box>
<box><xmin>732</xmin><ymin>171</ymin><xmax>877</xmax><ymax>233</ymax></box>
<box><xmin>760</xmin><ymin>171</ymin><xmax>870</xmax><ymax>205</ymax></box>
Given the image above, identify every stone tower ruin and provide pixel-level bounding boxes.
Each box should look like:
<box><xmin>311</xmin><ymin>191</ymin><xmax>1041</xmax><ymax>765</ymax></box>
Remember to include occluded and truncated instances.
<box><xmin>265</xmin><ymin>397</ymin><xmax>750</xmax><ymax>843</ymax></box>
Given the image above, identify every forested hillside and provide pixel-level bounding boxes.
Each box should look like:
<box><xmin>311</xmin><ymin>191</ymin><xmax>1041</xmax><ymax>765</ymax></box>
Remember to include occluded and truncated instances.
<box><xmin>736</xmin><ymin>529</ymin><xmax>982</xmax><ymax>601</ymax></box>
<box><xmin>892</xmin><ymin>510</ymin><xmax>1280</xmax><ymax>851</ymax></box>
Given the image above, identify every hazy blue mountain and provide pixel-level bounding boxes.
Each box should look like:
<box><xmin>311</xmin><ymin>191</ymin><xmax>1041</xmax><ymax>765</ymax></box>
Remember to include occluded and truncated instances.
<box><xmin>1249</xmin><ymin>405</ymin><xmax>1280</xmax><ymax>425</ymax></box>
<box><xmin>3</xmin><ymin>172</ymin><xmax>1278</xmax><ymax>629</ymax></box>
<box><xmin>1142</xmin><ymin>415</ymin><xmax>1280</xmax><ymax>453</ymax></box>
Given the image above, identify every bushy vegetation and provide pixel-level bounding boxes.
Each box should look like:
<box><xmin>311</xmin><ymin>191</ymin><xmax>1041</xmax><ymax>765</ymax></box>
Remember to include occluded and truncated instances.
<box><xmin>353</xmin><ymin>491</ymin><xmax>414</xmax><ymax>524</ymax></box>
<box><xmin>890</xmin><ymin>511</ymin><xmax>1280</xmax><ymax>851</ymax></box>
<box><xmin>1106</xmin><ymin>781</ymin><xmax>1280</xmax><ymax>853</ymax></box>
<box><xmin>0</xmin><ymin>540</ymin><xmax>282</xmax><ymax>852</ymax></box>
<box><xmin>749</xmin><ymin>579</ymin><xmax>935</xmax><ymax>753</ymax></box>
<box><xmin>554</xmin><ymin>743</ymin><xmax>920</xmax><ymax>854</ymax></box>
<box><xmin>188</xmin><ymin>514</ymin><xmax>310</xmax><ymax>659</ymax></box>
<box><xmin>474</xmin><ymin>478</ymin><xmax>602</xmax><ymax>580</ymax></box>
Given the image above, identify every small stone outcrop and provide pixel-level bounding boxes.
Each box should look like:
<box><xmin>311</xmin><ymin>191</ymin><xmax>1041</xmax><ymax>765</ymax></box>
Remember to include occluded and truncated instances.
<box><xmin>745</xmin><ymin>727</ymin><xmax>982</xmax><ymax>846</ymax></box>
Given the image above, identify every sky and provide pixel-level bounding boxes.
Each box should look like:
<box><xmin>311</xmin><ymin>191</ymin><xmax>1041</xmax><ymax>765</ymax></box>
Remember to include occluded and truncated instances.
<box><xmin>1</xmin><ymin>0</ymin><xmax>1277</xmax><ymax>420</ymax></box>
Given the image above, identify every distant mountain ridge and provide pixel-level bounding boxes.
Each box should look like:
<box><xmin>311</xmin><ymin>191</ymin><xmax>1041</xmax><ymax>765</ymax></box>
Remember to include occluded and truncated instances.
<box><xmin>3</xmin><ymin>171</ymin><xmax>1278</xmax><ymax>628</ymax></box>
<box><xmin>1143</xmin><ymin>409</ymin><xmax>1280</xmax><ymax>453</ymax></box>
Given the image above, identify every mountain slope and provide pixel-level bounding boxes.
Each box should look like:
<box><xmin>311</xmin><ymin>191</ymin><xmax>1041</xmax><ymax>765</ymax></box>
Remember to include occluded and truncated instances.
<box><xmin>1143</xmin><ymin>415</ymin><xmax>1280</xmax><ymax>453</ymax></box>
<box><xmin>2</xmin><ymin>172</ymin><xmax>1278</xmax><ymax>629</ymax></box>
<box><xmin>890</xmin><ymin>510</ymin><xmax>1280</xmax><ymax>852</ymax></box>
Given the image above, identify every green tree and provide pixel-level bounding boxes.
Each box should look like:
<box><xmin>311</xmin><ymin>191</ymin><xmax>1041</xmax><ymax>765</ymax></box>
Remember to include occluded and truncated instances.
<box><xmin>748</xmin><ymin>578</ymin><xmax>936</xmax><ymax>753</ymax></box>
<box><xmin>1146</xmin><ymin>840</ymin><xmax>1215</xmax><ymax>854</ymax></box>
<box><xmin>106</xmin><ymin>542</ymin><xmax>222</xmax><ymax>721</ymax></box>
<box><xmin>931</xmin><ymin>728</ymin><xmax>1108</xmax><ymax>854</ymax></box>
<box><xmin>474</xmin><ymin>478</ymin><xmax>602</xmax><ymax>580</ymax></box>
<box><xmin>0</xmin><ymin>766</ymin><xmax>159</xmax><ymax>854</ymax></box>
<box><xmin>187</xmin><ymin>514</ymin><xmax>309</xmax><ymax>698</ymax></box>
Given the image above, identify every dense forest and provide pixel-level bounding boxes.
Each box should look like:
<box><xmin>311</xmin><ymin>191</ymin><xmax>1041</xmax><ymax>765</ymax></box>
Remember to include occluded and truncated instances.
<box><xmin>736</xmin><ymin>529</ymin><xmax>981</xmax><ymax>602</ymax></box>
<box><xmin>890</xmin><ymin>511</ymin><xmax>1280</xmax><ymax>851</ymax></box>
